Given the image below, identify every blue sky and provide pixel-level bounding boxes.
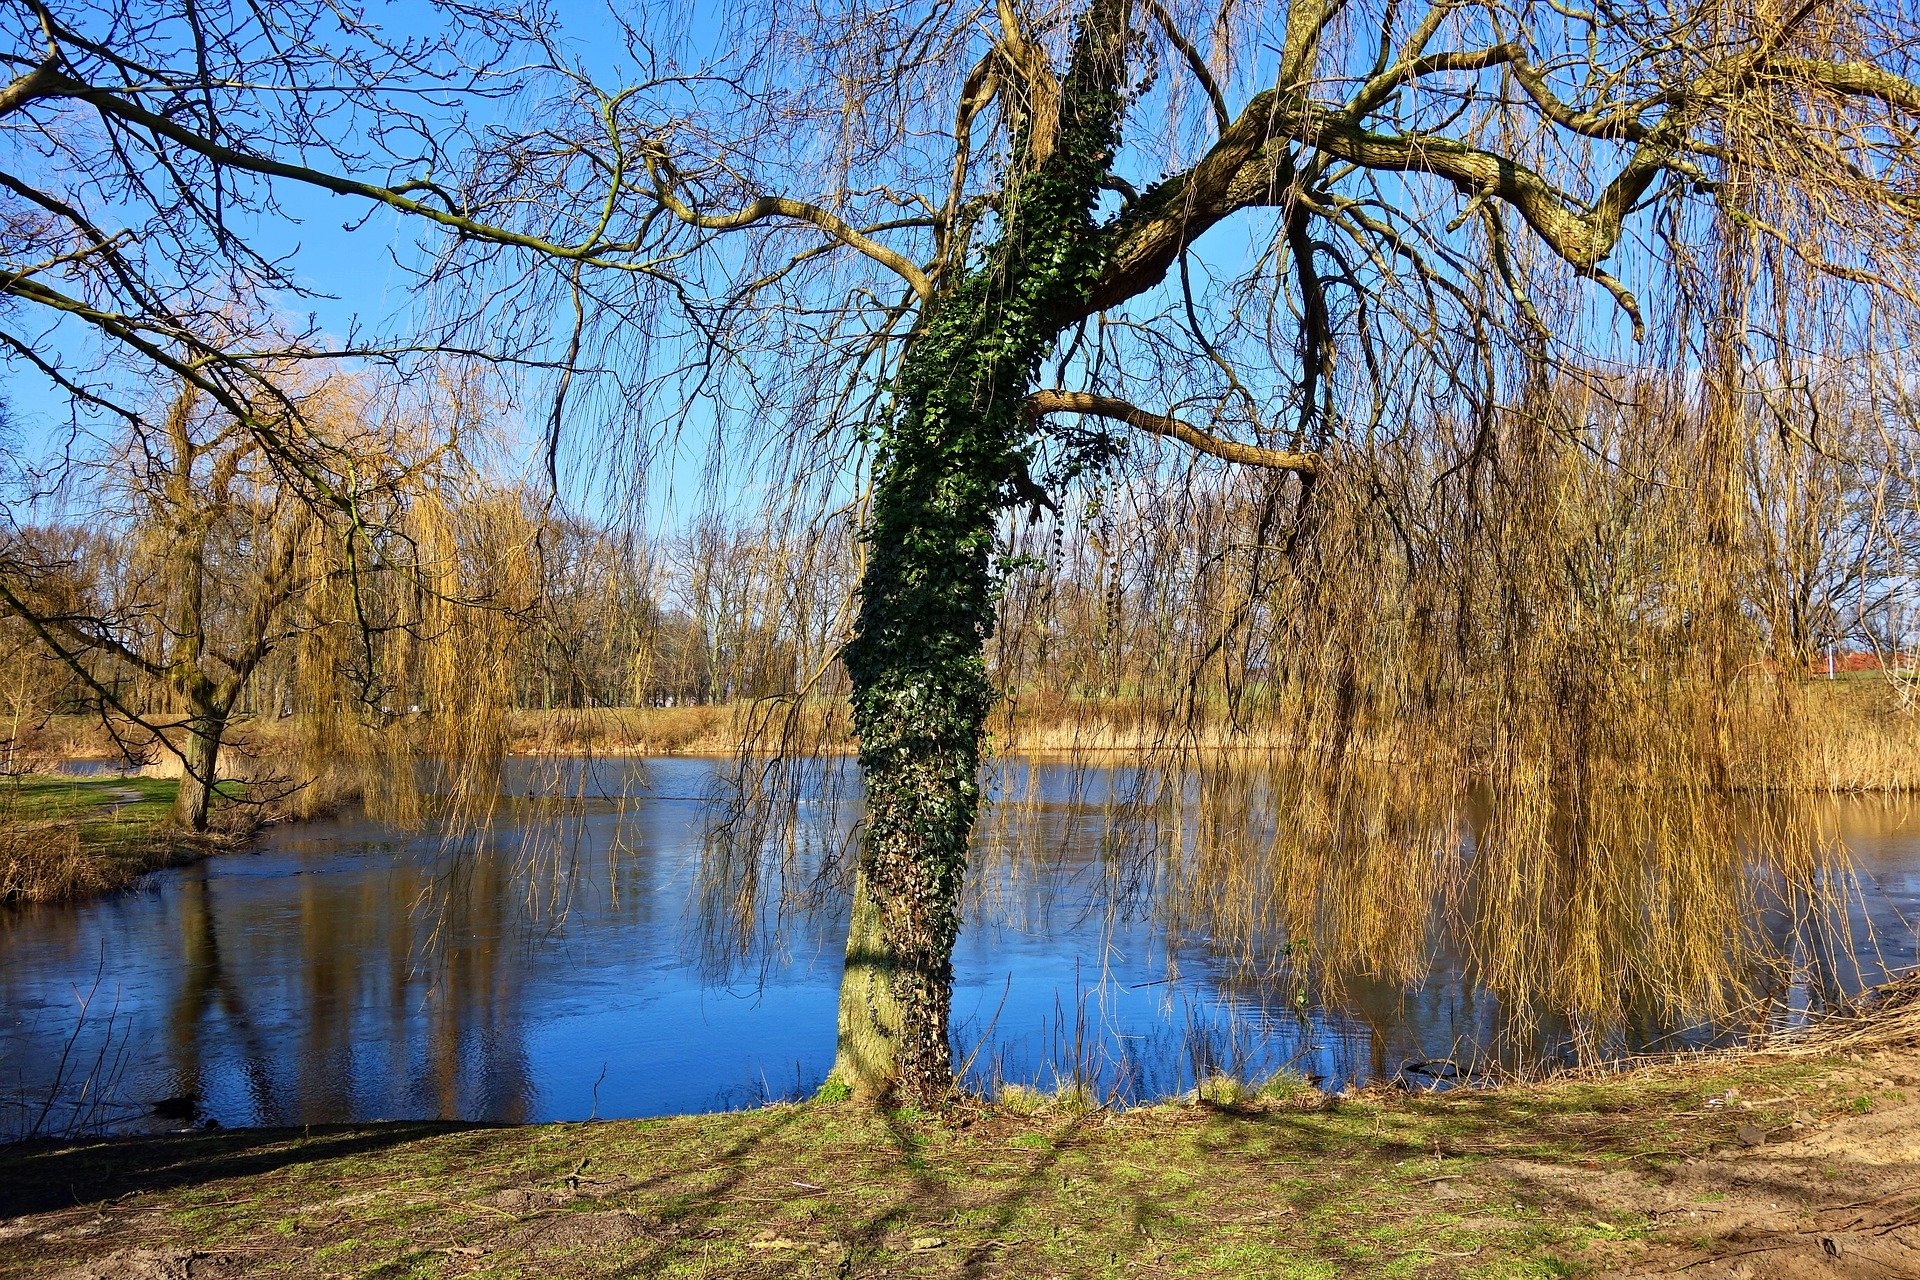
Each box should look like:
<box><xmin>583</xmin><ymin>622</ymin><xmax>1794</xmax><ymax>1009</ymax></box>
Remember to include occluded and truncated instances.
<box><xmin>2</xmin><ymin>2</ymin><xmax>743</xmax><ymax>530</ymax></box>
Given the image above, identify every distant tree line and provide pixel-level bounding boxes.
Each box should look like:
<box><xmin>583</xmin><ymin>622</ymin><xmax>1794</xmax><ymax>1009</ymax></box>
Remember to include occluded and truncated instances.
<box><xmin>7</xmin><ymin>360</ymin><xmax>1915</xmax><ymax>774</ymax></box>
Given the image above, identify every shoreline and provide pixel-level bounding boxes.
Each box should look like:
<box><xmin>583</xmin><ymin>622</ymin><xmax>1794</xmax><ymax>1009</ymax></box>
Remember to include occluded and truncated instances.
<box><xmin>0</xmin><ymin>776</ymin><xmax>239</xmax><ymax>905</ymax></box>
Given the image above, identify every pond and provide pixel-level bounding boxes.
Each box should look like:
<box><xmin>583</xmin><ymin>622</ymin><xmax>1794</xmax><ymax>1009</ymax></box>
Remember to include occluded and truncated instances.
<box><xmin>1</xmin><ymin>758</ymin><xmax>1916</xmax><ymax>1139</ymax></box>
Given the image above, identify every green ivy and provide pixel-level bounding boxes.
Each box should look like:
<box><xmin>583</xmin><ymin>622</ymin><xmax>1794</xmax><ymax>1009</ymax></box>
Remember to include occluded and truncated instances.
<box><xmin>840</xmin><ymin>0</ymin><xmax>1131</xmax><ymax>1099</ymax></box>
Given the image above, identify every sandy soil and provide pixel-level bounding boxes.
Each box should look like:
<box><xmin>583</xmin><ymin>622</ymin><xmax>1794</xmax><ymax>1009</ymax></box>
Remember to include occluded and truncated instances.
<box><xmin>1564</xmin><ymin>1049</ymin><xmax>1920</xmax><ymax>1278</ymax></box>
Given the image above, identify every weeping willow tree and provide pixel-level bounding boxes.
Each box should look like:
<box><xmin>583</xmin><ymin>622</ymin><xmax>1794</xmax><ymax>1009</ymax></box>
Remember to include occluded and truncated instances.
<box><xmin>586</xmin><ymin>0</ymin><xmax>1920</xmax><ymax>1103</ymax></box>
<box><xmin>0</xmin><ymin>363</ymin><xmax>539</xmax><ymax>832</ymax></box>
<box><xmin>1003</xmin><ymin>367</ymin><xmax>1907</xmax><ymax>1054</ymax></box>
<box><xmin>9</xmin><ymin>0</ymin><xmax>1920</xmax><ymax>1100</ymax></box>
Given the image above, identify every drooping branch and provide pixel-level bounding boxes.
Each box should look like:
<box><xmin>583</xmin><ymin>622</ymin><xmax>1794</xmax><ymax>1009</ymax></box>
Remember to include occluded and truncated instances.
<box><xmin>8</xmin><ymin>64</ymin><xmax>684</xmax><ymax>276</ymax></box>
<box><xmin>1142</xmin><ymin>0</ymin><xmax>1229</xmax><ymax>133</ymax></box>
<box><xmin>1025</xmin><ymin>389</ymin><xmax>1319</xmax><ymax>473</ymax></box>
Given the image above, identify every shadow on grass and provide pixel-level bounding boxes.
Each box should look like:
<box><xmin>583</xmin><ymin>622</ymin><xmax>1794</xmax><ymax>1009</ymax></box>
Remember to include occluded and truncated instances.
<box><xmin>0</xmin><ymin>1121</ymin><xmax>473</xmax><ymax>1217</ymax></box>
<box><xmin>0</xmin><ymin>1067</ymin><xmax>1825</xmax><ymax>1277</ymax></box>
<box><xmin>953</xmin><ymin>1112</ymin><xmax>1086</xmax><ymax>1279</ymax></box>
<box><xmin>596</xmin><ymin>1103</ymin><xmax>1091</xmax><ymax>1278</ymax></box>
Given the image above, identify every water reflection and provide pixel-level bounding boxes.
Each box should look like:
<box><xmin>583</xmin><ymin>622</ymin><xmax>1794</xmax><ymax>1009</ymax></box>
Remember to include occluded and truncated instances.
<box><xmin>0</xmin><ymin>759</ymin><xmax>1915</xmax><ymax>1138</ymax></box>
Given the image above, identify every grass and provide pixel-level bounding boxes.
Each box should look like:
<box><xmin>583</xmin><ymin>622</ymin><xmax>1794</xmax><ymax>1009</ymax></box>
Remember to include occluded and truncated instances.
<box><xmin>0</xmin><ymin>774</ymin><xmax>208</xmax><ymax>903</ymax></box>
<box><xmin>0</xmin><ymin>1053</ymin><xmax>1888</xmax><ymax>1279</ymax></box>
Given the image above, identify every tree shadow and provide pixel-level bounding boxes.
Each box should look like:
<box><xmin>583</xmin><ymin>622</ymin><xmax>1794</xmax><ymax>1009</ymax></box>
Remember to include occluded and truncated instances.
<box><xmin>0</xmin><ymin>1122</ymin><xmax>476</xmax><ymax>1218</ymax></box>
<box><xmin>596</xmin><ymin>1102</ymin><xmax>1087</xmax><ymax>1278</ymax></box>
<box><xmin>952</xmin><ymin>1112</ymin><xmax>1087</xmax><ymax>1279</ymax></box>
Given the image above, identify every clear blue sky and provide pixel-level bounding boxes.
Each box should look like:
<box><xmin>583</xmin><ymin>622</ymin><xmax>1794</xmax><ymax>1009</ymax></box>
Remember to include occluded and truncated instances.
<box><xmin>3</xmin><ymin>0</ymin><xmax>1658</xmax><ymax>532</ymax></box>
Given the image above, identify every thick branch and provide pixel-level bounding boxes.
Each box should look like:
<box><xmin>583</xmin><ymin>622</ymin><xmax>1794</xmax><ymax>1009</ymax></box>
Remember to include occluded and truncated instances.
<box><xmin>1025</xmin><ymin>389</ymin><xmax>1318</xmax><ymax>473</ymax></box>
<box><xmin>0</xmin><ymin>53</ymin><xmax>60</xmax><ymax>119</ymax></box>
<box><xmin>1088</xmin><ymin>89</ymin><xmax>1667</xmax><ymax>315</ymax></box>
<box><xmin>1766</xmin><ymin>55</ymin><xmax>1920</xmax><ymax>116</ymax></box>
<box><xmin>1086</xmin><ymin>44</ymin><xmax>1920</xmax><ymax>320</ymax></box>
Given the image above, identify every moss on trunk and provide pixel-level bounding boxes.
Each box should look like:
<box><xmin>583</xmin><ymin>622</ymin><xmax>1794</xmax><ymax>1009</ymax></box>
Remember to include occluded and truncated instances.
<box><xmin>827</xmin><ymin>866</ymin><xmax>904</xmax><ymax>1099</ymax></box>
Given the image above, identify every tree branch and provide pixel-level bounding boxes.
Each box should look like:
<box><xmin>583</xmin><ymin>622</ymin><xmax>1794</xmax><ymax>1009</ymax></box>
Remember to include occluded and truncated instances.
<box><xmin>1142</xmin><ymin>0</ymin><xmax>1229</xmax><ymax>133</ymax></box>
<box><xmin>1765</xmin><ymin>55</ymin><xmax>1920</xmax><ymax>117</ymax></box>
<box><xmin>644</xmin><ymin>157</ymin><xmax>933</xmax><ymax>300</ymax></box>
<box><xmin>1025</xmin><ymin>389</ymin><xmax>1318</xmax><ymax>473</ymax></box>
<box><xmin>1086</xmin><ymin>40</ymin><xmax>1920</xmax><ymax>320</ymax></box>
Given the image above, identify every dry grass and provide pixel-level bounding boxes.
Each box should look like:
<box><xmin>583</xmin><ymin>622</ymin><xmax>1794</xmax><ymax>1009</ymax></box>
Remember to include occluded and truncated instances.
<box><xmin>506</xmin><ymin>705</ymin><xmax>762</xmax><ymax>756</ymax></box>
<box><xmin>1786</xmin><ymin>968</ymin><xmax>1920</xmax><ymax>1055</ymax></box>
<box><xmin>0</xmin><ymin>715</ymin><xmax>126</xmax><ymax>771</ymax></box>
<box><xmin>1791</xmin><ymin>678</ymin><xmax>1920</xmax><ymax>793</ymax></box>
<box><xmin>492</xmin><ymin>679</ymin><xmax>1920</xmax><ymax>790</ymax></box>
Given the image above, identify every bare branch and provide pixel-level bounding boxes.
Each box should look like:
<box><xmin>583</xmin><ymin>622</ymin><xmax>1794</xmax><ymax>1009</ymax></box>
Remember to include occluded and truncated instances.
<box><xmin>1025</xmin><ymin>389</ymin><xmax>1318</xmax><ymax>473</ymax></box>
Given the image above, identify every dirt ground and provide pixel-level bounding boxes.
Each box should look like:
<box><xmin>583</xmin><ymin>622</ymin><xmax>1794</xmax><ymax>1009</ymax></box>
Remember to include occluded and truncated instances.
<box><xmin>1580</xmin><ymin>1051</ymin><xmax>1920</xmax><ymax>1278</ymax></box>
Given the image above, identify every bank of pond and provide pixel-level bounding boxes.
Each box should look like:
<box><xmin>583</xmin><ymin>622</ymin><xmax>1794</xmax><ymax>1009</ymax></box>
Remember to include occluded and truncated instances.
<box><xmin>4</xmin><ymin>1046</ymin><xmax>1919</xmax><ymax>1278</ymax></box>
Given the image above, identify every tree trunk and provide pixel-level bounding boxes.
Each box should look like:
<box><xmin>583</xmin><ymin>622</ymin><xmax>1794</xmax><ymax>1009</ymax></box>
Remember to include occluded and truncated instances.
<box><xmin>831</xmin><ymin>296</ymin><xmax>1003</xmax><ymax>1100</ymax></box>
<box><xmin>171</xmin><ymin>690</ymin><xmax>226</xmax><ymax>832</ymax></box>
<box><xmin>827</xmin><ymin>0</ymin><xmax>1129</xmax><ymax>1105</ymax></box>
<box><xmin>829</xmin><ymin>866</ymin><xmax>904</xmax><ymax>1098</ymax></box>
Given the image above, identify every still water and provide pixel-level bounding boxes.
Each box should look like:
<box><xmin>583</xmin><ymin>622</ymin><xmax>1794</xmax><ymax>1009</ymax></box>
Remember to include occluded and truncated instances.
<box><xmin>2</xmin><ymin>758</ymin><xmax>1917</xmax><ymax>1138</ymax></box>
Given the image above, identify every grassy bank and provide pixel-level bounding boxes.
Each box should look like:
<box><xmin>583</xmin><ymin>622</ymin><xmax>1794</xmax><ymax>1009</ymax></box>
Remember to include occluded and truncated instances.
<box><xmin>3</xmin><ymin>1049</ymin><xmax>1917</xmax><ymax>1278</ymax></box>
<box><xmin>0</xmin><ymin>775</ymin><xmax>211</xmax><ymax>903</ymax></box>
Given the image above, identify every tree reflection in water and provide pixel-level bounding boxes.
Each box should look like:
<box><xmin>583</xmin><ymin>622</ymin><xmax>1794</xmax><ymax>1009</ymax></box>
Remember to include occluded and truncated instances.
<box><xmin>0</xmin><ymin>758</ymin><xmax>1913</xmax><ymax>1137</ymax></box>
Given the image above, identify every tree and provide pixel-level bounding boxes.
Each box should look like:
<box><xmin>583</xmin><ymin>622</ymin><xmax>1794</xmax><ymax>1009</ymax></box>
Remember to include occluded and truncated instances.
<box><xmin>0</xmin><ymin>0</ymin><xmax>580</xmax><ymax>826</ymax></box>
<box><xmin>9</xmin><ymin>0</ymin><xmax>1920</xmax><ymax>1101</ymax></box>
<box><xmin>0</xmin><ymin>374</ymin><xmax>468</xmax><ymax>829</ymax></box>
<box><xmin>594</xmin><ymin>0</ymin><xmax>1920</xmax><ymax>1103</ymax></box>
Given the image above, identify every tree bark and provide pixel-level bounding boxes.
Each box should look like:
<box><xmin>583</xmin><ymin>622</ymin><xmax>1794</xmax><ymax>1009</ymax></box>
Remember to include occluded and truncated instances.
<box><xmin>171</xmin><ymin>679</ymin><xmax>228</xmax><ymax>832</ymax></box>
<box><xmin>832</xmin><ymin>287</ymin><xmax>1005</xmax><ymax>1101</ymax></box>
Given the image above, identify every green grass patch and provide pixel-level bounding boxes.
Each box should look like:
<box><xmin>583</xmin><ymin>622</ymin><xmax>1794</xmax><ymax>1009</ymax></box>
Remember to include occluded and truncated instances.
<box><xmin>0</xmin><ymin>774</ymin><xmax>208</xmax><ymax>902</ymax></box>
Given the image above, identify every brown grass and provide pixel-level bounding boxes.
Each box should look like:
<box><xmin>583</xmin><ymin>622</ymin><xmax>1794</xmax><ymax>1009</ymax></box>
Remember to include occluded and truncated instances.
<box><xmin>505</xmin><ymin>705</ymin><xmax>758</xmax><ymax>756</ymax></box>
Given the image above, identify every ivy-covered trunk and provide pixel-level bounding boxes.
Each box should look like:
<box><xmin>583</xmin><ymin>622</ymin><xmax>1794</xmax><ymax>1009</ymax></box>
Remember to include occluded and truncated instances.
<box><xmin>831</xmin><ymin>0</ymin><xmax>1129</xmax><ymax>1104</ymax></box>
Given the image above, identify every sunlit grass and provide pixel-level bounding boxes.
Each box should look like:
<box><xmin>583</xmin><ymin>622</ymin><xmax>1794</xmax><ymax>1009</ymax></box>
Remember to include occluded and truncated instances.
<box><xmin>0</xmin><ymin>774</ymin><xmax>195</xmax><ymax>902</ymax></box>
<box><xmin>0</xmin><ymin>1052</ymin><xmax>1881</xmax><ymax>1279</ymax></box>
